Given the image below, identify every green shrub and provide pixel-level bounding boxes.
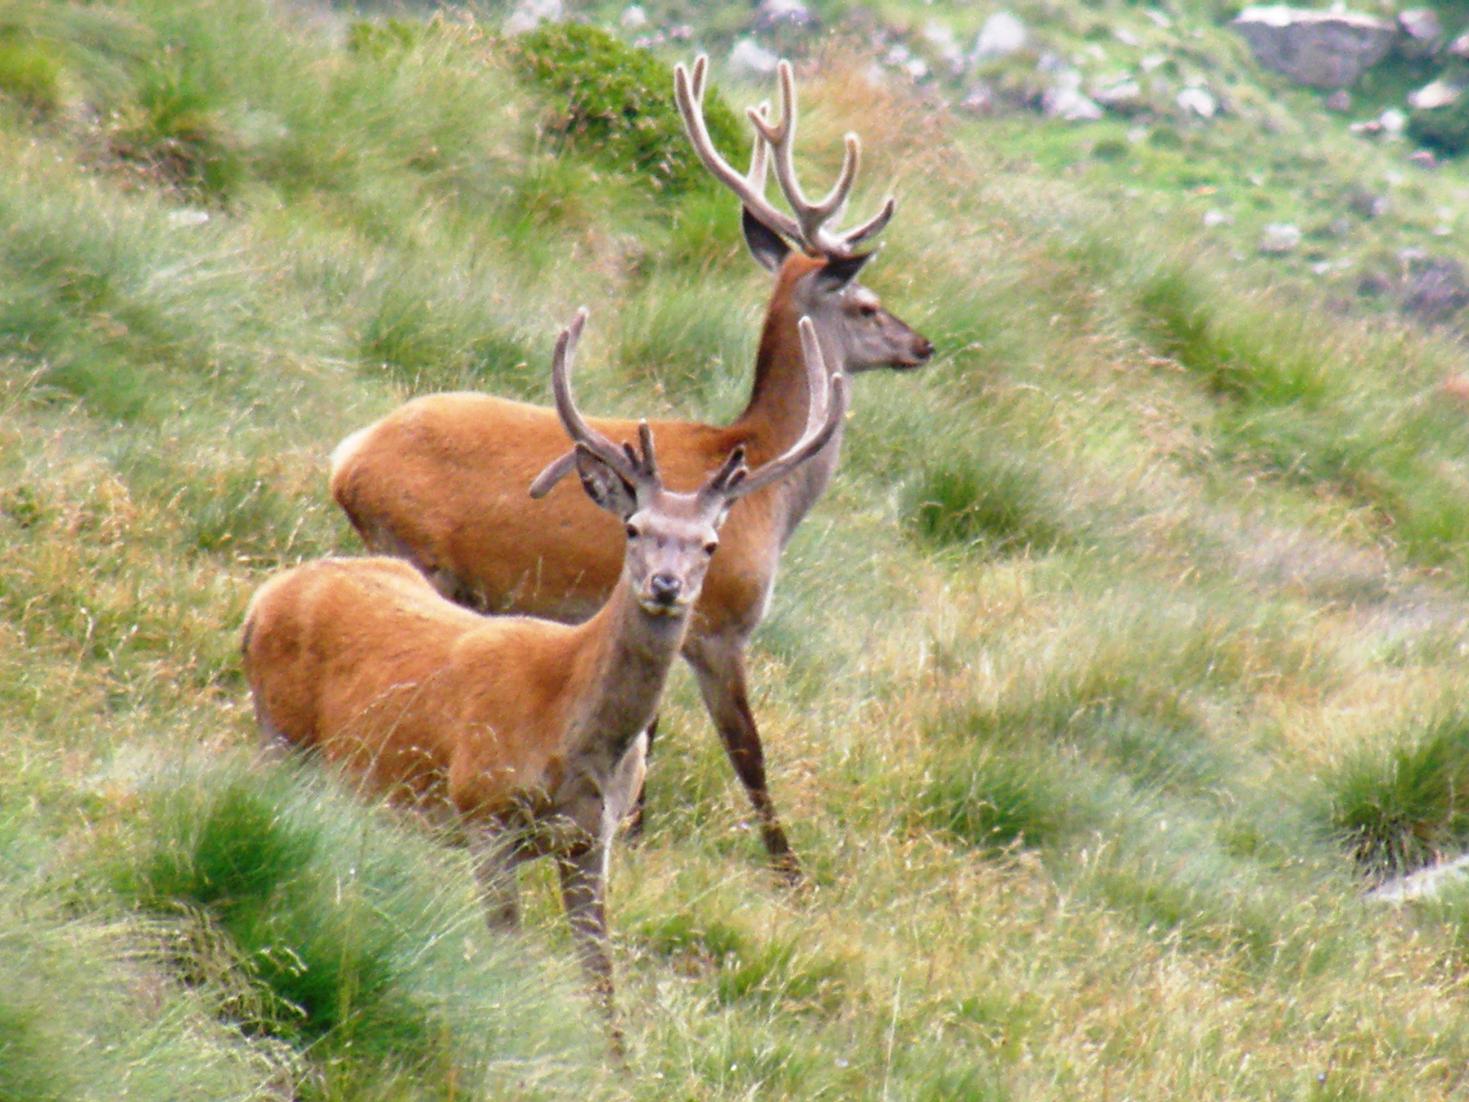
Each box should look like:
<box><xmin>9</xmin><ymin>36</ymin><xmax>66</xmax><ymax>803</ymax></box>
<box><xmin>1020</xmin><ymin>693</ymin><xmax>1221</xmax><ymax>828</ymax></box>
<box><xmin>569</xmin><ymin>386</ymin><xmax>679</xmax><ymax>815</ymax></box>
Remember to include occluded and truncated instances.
<box><xmin>509</xmin><ymin>22</ymin><xmax>745</xmax><ymax>195</ymax></box>
<box><xmin>110</xmin><ymin>61</ymin><xmax>241</xmax><ymax>201</ymax></box>
<box><xmin>1408</xmin><ymin>99</ymin><xmax>1469</xmax><ymax>156</ymax></box>
<box><xmin>0</xmin><ymin>30</ymin><xmax>64</xmax><ymax>113</ymax></box>
<box><xmin>1322</xmin><ymin>711</ymin><xmax>1469</xmax><ymax>876</ymax></box>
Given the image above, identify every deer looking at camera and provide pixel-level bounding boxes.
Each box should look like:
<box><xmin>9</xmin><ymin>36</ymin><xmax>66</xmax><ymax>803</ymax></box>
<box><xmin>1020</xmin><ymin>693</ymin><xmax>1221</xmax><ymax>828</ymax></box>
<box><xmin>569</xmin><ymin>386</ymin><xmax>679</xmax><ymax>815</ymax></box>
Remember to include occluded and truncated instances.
<box><xmin>328</xmin><ymin>56</ymin><xmax>932</xmax><ymax>880</ymax></box>
<box><xmin>245</xmin><ymin>309</ymin><xmax>845</xmax><ymax>1052</ymax></box>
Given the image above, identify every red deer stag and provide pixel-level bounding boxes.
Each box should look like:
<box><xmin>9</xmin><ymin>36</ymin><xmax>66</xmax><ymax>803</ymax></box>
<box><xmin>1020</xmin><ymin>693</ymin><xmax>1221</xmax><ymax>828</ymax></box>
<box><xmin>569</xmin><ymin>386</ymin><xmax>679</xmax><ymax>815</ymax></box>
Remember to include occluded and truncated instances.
<box><xmin>246</xmin><ymin>309</ymin><xmax>845</xmax><ymax>1052</ymax></box>
<box><xmin>329</xmin><ymin>56</ymin><xmax>932</xmax><ymax>880</ymax></box>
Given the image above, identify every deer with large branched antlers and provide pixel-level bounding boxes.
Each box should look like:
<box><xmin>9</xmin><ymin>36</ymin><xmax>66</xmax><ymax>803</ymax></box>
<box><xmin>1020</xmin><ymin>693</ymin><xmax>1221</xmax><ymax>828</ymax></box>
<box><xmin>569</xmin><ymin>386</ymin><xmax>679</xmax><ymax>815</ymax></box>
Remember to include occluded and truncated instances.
<box><xmin>245</xmin><ymin>309</ymin><xmax>844</xmax><ymax>1054</ymax></box>
<box><xmin>329</xmin><ymin>56</ymin><xmax>932</xmax><ymax>880</ymax></box>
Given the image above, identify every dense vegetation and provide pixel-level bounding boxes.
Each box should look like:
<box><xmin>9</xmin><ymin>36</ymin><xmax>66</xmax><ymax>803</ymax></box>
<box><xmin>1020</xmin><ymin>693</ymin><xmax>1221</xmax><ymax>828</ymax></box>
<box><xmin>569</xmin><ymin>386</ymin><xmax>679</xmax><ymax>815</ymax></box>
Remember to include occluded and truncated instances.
<box><xmin>9</xmin><ymin>0</ymin><xmax>1469</xmax><ymax>1098</ymax></box>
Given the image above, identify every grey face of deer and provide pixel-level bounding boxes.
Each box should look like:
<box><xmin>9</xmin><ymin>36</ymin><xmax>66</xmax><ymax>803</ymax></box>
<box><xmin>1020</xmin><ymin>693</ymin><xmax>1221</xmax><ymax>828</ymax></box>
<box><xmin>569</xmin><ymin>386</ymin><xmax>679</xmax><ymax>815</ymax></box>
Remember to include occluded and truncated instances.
<box><xmin>744</xmin><ymin>213</ymin><xmax>934</xmax><ymax>374</ymax></box>
<box><xmin>576</xmin><ymin>454</ymin><xmax>730</xmax><ymax>618</ymax></box>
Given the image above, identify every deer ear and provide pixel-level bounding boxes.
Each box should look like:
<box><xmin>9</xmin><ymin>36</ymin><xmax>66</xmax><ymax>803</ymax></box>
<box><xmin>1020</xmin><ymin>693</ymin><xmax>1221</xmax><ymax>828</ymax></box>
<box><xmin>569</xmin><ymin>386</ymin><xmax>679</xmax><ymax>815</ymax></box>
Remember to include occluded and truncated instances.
<box><xmin>813</xmin><ymin>251</ymin><xmax>872</xmax><ymax>292</ymax></box>
<box><xmin>574</xmin><ymin>445</ymin><xmax>638</xmax><ymax>519</ymax></box>
<box><xmin>743</xmin><ymin>208</ymin><xmax>792</xmax><ymax>272</ymax></box>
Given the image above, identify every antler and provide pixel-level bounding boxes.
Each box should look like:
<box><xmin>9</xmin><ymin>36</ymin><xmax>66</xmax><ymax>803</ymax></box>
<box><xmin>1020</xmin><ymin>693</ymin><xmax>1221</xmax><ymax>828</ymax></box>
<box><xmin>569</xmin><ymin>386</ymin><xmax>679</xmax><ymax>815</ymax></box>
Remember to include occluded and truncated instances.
<box><xmin>711</xmin><ymin>316</ymin><xmax>847</xmax><ymax>502</ymax></box>
<box><xmin>674</xmin><ymin>55</ymin><xmax>896</xmax><ymax>259</ymax></box>
<box><xmin>530</xmin><ymin>309</ymin><xmax>654</xmax><ymax>497</ymax></box>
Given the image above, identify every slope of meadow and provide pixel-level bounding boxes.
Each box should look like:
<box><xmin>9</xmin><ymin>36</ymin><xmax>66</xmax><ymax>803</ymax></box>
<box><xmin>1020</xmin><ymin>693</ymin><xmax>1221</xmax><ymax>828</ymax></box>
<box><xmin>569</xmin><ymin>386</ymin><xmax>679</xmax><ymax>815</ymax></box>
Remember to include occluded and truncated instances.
<box><xmin>7</xmin><ymin>1</ymin><xmax>1469</xmax><ymax>1098</ymax></box>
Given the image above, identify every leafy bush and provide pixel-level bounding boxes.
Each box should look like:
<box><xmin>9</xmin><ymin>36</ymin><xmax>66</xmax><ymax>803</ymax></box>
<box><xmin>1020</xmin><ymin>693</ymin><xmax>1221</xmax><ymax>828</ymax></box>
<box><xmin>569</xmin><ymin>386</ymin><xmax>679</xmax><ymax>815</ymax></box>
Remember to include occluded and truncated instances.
<box><xmin>509</xmin><ymin>22</ymin><xmax>745</xmax><ymax>195</ymax></box>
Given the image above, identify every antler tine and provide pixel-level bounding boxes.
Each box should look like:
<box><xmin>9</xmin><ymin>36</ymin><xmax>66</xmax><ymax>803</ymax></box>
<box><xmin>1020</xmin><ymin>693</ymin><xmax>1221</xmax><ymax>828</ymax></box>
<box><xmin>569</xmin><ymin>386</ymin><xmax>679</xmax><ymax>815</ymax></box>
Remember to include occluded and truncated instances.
<box><xmin>674</xmin><ymin>57</ymin><xmax>802</xmax><ymax>243</ymax></box>
<box><xmin>635</xmin><ymin>420</ymin><xmax>660</xmax><ymax>483</ymax></box>
<box><xmin>744</xmin><ymin>61</ymin><xmax>881</xmax><ymax>258</ymax></box>
<box><xmin>543</xmin><ymin>308</ymin><xmax>638</xmax><ymax>485</ymax></box>
<box><xmin>699</xmin><ymin>444</ymin><xmax>749</xmax><ymax>500</ymax></box>
<box><xmin>724</xmin><ymin>317</ymin><xmax>847</xmax><ymax>500</ymax></box>
<box><xmin>840</xmin><ymin>194</ymin><xmax>897</xmax><ymax>249</ymax></box>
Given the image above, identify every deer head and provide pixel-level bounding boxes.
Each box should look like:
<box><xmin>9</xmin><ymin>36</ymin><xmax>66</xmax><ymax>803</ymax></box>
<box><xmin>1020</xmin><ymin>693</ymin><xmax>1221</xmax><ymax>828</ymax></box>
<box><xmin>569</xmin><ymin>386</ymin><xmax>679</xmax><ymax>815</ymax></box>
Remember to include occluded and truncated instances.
<box><xmin>674</xmin><ymin>56</ymin><xmax>933</xmax><ymax>374</ymax></box>
<box><xmin>533</xmin><ymin>308</ymin><xmax>847</xmax><ymax>617</ymax></box>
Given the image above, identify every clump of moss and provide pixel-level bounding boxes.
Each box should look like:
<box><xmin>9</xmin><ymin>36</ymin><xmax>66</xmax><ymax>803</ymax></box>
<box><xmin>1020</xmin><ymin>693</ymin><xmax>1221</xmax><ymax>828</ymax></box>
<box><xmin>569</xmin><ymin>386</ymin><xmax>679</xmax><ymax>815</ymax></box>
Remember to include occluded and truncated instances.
<box><xmin>508</xmin><ymin>22</ymin><xmax>745</xmax><ymax>195</ymax></box>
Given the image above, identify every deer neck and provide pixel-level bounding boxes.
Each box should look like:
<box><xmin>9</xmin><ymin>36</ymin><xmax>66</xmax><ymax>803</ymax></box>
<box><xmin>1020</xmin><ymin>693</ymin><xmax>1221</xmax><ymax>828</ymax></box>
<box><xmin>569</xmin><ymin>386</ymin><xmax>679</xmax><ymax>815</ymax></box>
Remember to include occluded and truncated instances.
<box><xmin>735</xmin><ymin>294</ymin><xmax>844</xmax><ymax>543</ymax></box>
<box><xmin>567</xmin><ymin>574</ymin><xmax>688</xmax><ymax>762</ymax></box>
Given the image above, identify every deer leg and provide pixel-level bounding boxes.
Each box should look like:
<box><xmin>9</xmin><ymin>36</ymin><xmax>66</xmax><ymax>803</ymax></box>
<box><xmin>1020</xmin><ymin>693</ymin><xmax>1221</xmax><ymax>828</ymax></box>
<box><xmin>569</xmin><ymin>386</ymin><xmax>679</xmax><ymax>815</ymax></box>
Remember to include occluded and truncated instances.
<box><xmin>556</xmin><ymin>841</ymin><xmax>625</xmax><ymax>1061</ymax></box>
<box><xmin>683</xmin><ymin>637</ymin><xmax>801</xmax><ymax>883</ymax></box>
<box><xmin>471</xmin><ymin>831</ymin><xmax>530</xmax><ymax>931</ymax></box>
<box><xmin>624</xmin><ymin>716</ymin><xmax>658</xmax><ymax>841</ymax></box>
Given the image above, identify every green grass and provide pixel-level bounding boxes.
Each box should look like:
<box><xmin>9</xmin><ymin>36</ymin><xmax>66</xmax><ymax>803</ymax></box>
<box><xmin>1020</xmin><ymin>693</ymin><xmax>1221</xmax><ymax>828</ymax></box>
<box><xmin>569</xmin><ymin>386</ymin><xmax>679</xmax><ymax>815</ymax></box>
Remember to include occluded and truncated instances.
<box><xmin>10</xmin><ymin>0</ymin><xmax>1469</xmax><ymax>1098</ymax></box>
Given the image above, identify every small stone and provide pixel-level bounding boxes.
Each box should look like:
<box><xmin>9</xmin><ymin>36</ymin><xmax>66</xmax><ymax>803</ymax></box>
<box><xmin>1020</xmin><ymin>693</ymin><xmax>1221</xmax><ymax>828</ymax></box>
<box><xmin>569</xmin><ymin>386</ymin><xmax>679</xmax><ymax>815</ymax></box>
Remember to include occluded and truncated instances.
<box><xmin>1347</xmin><ymin>190</ymin><xmax>1388</xmax><ymax>218</ymax></box>
<box><xmin>1449</xmin><ymin>33</ymin><xmax>1469</xmax><ymax>60</ymax></box>
<box><xmin>1114</xmin><ymin>27</ymin><xmax>1140</xmax><ymax>47</ymax></box>
<box><xmin>1408</xmin><ymin>80</ymin><xmax>1460</xmax><ymax>110</ymax></box>
<box><xmin>1203</xmin><ymin>209</ymin><xmax>1233</xmax><ymax>227</ymax></box>
<box><xmin>958</xmin><ymin>82</ymin><xmax>998</xmax><ymax>116</ymax></box>
<box><xmin>619</xmin><ymin>5</ymin><xmax>647</xmax><ymax>30</ymax></box>
<box><xmin>1397</xmin><ymin>9</ymin><xmax>1442</xmax><ymax>57</ymax></box>
<box><xmin>1259</xmin><ymin>223</ymin><xmax>1302</xmax><ymax>254</ymax></box>
<box><xmin>1091</xmin><ymin>76</ymin><xmax>1146</xmax><ymax>113</ymax></box>
<box><xmin>1409</xmin><ymin>149</ymin><xmax>1439</xmax><ymax>169</ymax></box>
<box><xmin>1379</xmin><ymin>108</ymin><xmax>1406</xmax><ymax>135</ymax></box>
<box><xmin>755</xmin><ymin>0</ymin><xmax>813</xmax><ymax>29</ymax></box>
<box><xmin>728</xmin><ymin>38</ymin><xmax>779</xmax><ymax>77</ymax></box>
<box><xmin>1176</xmin><ymin>86</ymin><xmax>1217</xmax><ymax>118</ymax></box>
<box><xmin>167</xmin><ymin>208</ymin><xmax>210</xmax><ymax>228</ymax></box>
<box><xmin>1325</xmin><ymin>89</ymin><xmax>1351</xmax><ymax>112</ymax></box>
<box><xmin>1043</xmin><ymin>85</ymin><xmax>1103</xmax><ymax>121</ymax></box>
<box><xmin>973</xmin><ymin>11</ymin><xmax>1027</xmax><ymax>61</ymax></box>
<box><xmin>503</xmin><ymin>0</ymin><xmax>561</xmax><ymax>36</ymax></box>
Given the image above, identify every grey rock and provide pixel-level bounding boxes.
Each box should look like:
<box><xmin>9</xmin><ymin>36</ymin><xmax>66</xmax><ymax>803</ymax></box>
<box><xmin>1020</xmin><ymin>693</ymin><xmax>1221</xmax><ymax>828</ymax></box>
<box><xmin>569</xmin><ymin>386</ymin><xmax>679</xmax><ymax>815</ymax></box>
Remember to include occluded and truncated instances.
<box><xmin>729</xmin><ymin>38</ymin><xmax>779</xmax><ymax>77</ymax></box>
<box><xmin>1347</xmin><ymin>189</ymin><xmax>1388</xmax><ymax>218</ymax></box>
<box><xmin>1230</xmin><ymin>5</ymin><xmax>1396</xmax><ymax>88</ymax></box>
<box><xmin>1203</xmin><ymin>209</ymin><xmax>1233</xmax><ymax>227</ymax></box>
<box><xmin>1450</xmin><ymin>33</ymin><xmax>1469</xmax><ymax>60</ymax></box>
<box><xmin>1408</xmin><ymin>79</ymin><xmax>1461</xmax><ymax>110</ymax></box>
<box><xmin>1091</xmin><ymin>76</ymin><xmax>1146</xmax><ymax>114</ymax></box>
<box><xmin>1326</xmin><ymin>89</ymin><xmax>1352</xmax><ymax>111</ymax></box>
<box><xmin>504</xmin><ymin>0</ymin><xmax>562</xmax><ymax>36</ymax></box>
<box><xmin>974</xmin><ymin>11</ymin><xmax>1027</xmax><ymax>61</ymax></box>
<box><xmin>619</xmin><ymin>5</ymin><xmax>647</xmax><ymax>30</ymax></box>
<box><xmin>1380</xmin><ymin>107</ymin><xmax>1407</xmax><ymax>135</ymax></box>
<box><xmin>1397</xmin><ymin>8</ymin><xmax>1442</xmax><ymax>58</ymax></box>
<box><xmin>1259</xmin><ymin>222</ymin><xmax>1302</xmax><ymax>254</ymax></box>
<box><xmin>755</xmin><ymin>0</ymin><xmax>814</xmax><ymax>30</ymax></box>
<box><xmin>1409</xmin><ymin>148</ymin><xmax>1440</xmax><ymax>169</ymax></box>
<box><xmin>1370</xmin><ymin>853</ymin><xmax>1469</xmax><ymax>903</ymax></box>
<box><xmin>1043</xmin><ymin>84</ymin><xmax>1103</xmax><ymax>121</ymax></box>
<box><xmin>958</xmin><ymin>82</ymin><xmax>999</xmax><ymax>116</ymax></box>
<box><xmin>1177</xmin><ymin>86</ymin><xmax>1217</xmax><ymax>118</ymax></box>
<box><xmin>1403</xmin><ymin>254</ymin><xmax>1469</xmax><ymax>321</ymax></box>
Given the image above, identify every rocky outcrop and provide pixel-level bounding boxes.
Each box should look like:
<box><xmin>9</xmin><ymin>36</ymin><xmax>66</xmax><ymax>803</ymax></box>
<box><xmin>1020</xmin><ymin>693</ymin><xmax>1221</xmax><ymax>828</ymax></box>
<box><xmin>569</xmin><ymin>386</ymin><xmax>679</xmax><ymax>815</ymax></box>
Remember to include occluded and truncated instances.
<box><xmin>1230</xmin><ymin>6</ymin><xmax>1396</xmax><ymax>88</ymax></box>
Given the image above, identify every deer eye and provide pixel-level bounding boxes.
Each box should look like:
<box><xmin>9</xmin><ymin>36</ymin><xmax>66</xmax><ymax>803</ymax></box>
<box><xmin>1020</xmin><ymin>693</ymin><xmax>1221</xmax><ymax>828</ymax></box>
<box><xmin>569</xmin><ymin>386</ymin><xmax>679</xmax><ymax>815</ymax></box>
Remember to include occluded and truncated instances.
<box><xmin>625</xmin><ymin>524</ymin><xmax>641</xmax><ymax>540</ymax></box>
<box><xmin>858</xmin><ymin>302</ymin><xmax>879</xmax><ymax>318</ymax></box>
<box><xmin>703</xmin><ymin>541</ymin><xmax>718</xmax><ymax>556</ymax></box>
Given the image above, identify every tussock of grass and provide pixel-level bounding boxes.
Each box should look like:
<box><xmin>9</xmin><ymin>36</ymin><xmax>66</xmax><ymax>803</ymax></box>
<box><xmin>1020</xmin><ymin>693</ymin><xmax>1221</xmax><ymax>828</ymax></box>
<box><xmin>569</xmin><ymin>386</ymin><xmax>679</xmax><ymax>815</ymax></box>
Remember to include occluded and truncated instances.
<box><xmin>1322</xmin><ymin>709</ymin><xmax>1469</xmax><ymax>876</ymax></box>
<box><xmin>110</xmin><ymin>758</ymin><xmax>606</xmax><ymax>1093</ymax></box>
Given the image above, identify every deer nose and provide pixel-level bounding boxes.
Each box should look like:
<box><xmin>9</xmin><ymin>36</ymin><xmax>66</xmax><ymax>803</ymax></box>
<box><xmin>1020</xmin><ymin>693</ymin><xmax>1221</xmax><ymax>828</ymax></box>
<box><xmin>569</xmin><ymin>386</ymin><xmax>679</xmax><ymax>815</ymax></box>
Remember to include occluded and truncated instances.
<box><xmin>649</xmin><ymin>573</ymin><xmax>682</xmax><ymax>604</ymax></box>
<box><xmin>914</xmin><ymin>337</ymin><xmax>935</xmax><ymax>362</ymax></box>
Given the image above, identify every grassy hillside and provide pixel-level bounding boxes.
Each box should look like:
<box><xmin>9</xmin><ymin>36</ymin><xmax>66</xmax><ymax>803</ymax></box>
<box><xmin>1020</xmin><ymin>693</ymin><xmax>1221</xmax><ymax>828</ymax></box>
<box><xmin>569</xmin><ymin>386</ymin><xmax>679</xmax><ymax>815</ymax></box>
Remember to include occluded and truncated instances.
<box><xmin>8</xmin><ymin>0</ymin><xmax>1469</xmax><ymax>1098</ymax></box>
